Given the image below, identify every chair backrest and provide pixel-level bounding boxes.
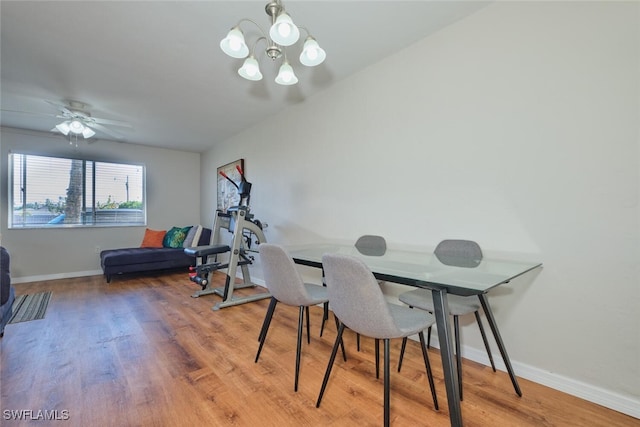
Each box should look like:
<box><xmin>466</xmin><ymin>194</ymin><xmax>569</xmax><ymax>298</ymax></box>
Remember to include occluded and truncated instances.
<box><xmin>322</xmin><ymin>253</ymin><xmax>400</xmax><ymax>339</ymax></box>
<box><xmin>354</xmin><ymin>235</ymin><xmax>387</xmax><ymax>256</ymax></box>
<box><xmin>259</xmin><ymin>243</ymin><xmax>315</xmax><ymax>306</ymax></box>
<box><xmin>434</xmin><ymin>239</ymin><xmax>483</xmax><ymax>268</ymax></box>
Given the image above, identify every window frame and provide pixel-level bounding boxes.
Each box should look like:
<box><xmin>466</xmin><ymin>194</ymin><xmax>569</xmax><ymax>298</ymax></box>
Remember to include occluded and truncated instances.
<box><xmin>8</xmin><ymin>152</ymin><xmax>147</xmax><ymax>229</ymax></box>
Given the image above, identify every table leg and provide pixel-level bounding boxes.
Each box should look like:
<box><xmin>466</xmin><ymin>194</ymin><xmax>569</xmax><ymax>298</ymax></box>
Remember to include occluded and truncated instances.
<box><xmin>432</xmin><ymin>288</ymin><xmax>463</xmax><ymax>427</ymax></box>
<box><xmin>478</xmin><ymin>294</ymin><xmax>522</xmax><ymax>397</ymax></box>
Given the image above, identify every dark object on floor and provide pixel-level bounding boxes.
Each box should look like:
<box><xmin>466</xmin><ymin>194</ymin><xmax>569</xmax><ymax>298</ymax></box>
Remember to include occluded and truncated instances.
<box><xmin>1</xmin><ymin>246</ymin><xmax>16</xmax><ymax>337</ymax></box>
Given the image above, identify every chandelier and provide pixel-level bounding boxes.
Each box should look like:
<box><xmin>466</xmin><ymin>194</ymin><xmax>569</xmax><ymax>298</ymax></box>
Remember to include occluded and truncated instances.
<box><xmin>220</xmin><ymin>0</ymin><xmax>326</xmax><ymax>86</ymax></box>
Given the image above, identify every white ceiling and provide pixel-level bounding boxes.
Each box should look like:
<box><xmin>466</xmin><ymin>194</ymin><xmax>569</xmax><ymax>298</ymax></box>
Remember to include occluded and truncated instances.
<box><xmin>1</xmin><ymin>1</ymin><xmax>489</xmax><ymax>153</ymax></box>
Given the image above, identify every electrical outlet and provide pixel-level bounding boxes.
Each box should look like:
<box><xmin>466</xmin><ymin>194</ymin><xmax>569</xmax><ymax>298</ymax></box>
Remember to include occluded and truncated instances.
<box><xmin>95</xmin><ymin>245</ymin><xmax>101</xmax><ymax>254</ymax></box>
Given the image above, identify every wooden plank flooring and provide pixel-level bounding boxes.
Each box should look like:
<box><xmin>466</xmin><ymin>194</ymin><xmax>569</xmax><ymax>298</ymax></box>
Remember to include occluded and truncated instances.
<box><xmin>1</xmin><ymin>272</ymin><xmax>637</xmax><ymax>426</ymax></box>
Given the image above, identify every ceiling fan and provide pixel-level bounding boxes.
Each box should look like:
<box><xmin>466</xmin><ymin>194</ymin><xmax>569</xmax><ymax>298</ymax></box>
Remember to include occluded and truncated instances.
<box><xmin>47</xmin><ymin>100</ymin><xmax>131</xmax><ymax>140</ymax></box>
<box><xmin>2</xmin><ymin>99</ymin><xmax>131</xmax><ymax>140</ymax></box>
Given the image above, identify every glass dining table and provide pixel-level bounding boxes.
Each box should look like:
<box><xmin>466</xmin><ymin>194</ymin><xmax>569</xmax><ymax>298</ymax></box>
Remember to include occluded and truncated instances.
<box><xmin>288</xmin><ymin>243</ymin><xmax>542</xmax><ymax>427</ymax></box>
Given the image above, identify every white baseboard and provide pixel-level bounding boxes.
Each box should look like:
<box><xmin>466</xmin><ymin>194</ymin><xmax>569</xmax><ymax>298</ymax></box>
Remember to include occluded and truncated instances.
<box><xmin>12</xmin><ymin>270</ymin><xmax>103</xmax><ymax>284</ymax></box>
<box><xmin>377</xmin><ymin>282</ymin><xmax>640</xmax><ymax>420</ymax></box>
<box><xmin>422</xmin><ymin>335</ymin><xmax>640</xmax><ymax>420</ymax></box>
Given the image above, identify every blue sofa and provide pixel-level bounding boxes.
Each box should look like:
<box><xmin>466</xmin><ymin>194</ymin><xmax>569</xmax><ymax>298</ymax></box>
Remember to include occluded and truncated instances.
<box><xmin>100</xmin><ymin>228</ymin><xmax>212</xmax><ymax>283</ymax></box>
<box><xmin>1</xmin><ymin>246</ymin><xmax>16</xmax><ymax>337</ymax></box>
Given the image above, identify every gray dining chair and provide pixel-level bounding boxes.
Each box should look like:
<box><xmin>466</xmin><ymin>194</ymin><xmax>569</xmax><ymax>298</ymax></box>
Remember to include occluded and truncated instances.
<box><xmin>256</xmin><ymin>243</ymin><xmax>335</xmax><ymax>392</ymax></box>
<box><xmin>354</xmin><ymin>234</ymin><xmax>387</xmax><ymax>256</ymax></box>
<box><xmin>318</xmin><ymin>253</ymin><xmax>438</xmax><ymax>427</ymax></box>
<box><xmin>396</xmin><ymin>239</ymin><xmax>496</xmax><ymax>401</ymax></box>
<box><xmin>354</xmin><ymin>235</ymin><xmax>387</xmax><ymax>351</ymax></box>
<box><xmin>321</xmin><ymin>235</ymin><xmax>387</xmax><ymax>351</ymax></box>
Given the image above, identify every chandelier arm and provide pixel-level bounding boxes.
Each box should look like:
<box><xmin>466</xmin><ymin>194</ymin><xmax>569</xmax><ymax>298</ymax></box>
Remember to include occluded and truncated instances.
<box><xmin>249</xmin><ymin>36</ymin><xmax>268</xmax><ymax>56</ymax></box>
<box><xmin>235</xmin><ymin>18</ymin><xmax>269</xmax><ymax>41</ymax></box>
<box><xmin>236</xmin><ymin>18</ymin><xmax>283</xmax><ymax>59</ymax></box>
<box><xmin>297</xmin><ymin>26</ymin><xmax>312</xmax><ymax>38</ymax></box>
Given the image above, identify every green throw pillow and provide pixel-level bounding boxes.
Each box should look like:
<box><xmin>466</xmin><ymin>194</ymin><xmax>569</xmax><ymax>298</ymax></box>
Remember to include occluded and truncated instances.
<box><xmin>163</xmin><ymin>226</ymin><xmax>191</xmax><ymax>248</ymax></box>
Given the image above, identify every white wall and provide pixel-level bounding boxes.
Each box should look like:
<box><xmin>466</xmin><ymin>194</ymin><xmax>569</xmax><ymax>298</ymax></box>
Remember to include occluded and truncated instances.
<box><xmin>202</xmin><ymin>1</ymin><xmax>639</xmax><ymax>417</ymax></box>
<box><xmin>1</xmin><ymin>127</ymin><xmax>201</xmax><ymax>280</ymax></box>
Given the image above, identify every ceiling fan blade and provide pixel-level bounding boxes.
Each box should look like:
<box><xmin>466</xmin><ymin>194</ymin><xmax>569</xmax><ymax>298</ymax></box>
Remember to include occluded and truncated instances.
<box><xmin>1</xmin><ymin>108</ymin><xmax>58</xmax><ymax>118</ymax></box>
<box><xmin>88</xmin><ymin>122</ymin><xmax>125</xmax><ymax>140</ymax></box>
<box><xmin>91</xmin><ymin>117</ymin><xmax>132</xmax><ymax>128</ymax></box>
<box><xmin>44</xmin><ymin>99</ymin><xmax>74</xmax><ymax>116</ymax></box>
<box><xmin>44</xmin><ymin>99</ymin><xmax>67</xmax><ymax>108</ymax></box>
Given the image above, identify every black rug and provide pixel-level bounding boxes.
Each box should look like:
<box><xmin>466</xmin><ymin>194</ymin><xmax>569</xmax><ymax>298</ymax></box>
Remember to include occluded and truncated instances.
<box><xmin>9</xmin><ymin>291</ymin><xmax>51</xmax><ymax>324</ymax></box>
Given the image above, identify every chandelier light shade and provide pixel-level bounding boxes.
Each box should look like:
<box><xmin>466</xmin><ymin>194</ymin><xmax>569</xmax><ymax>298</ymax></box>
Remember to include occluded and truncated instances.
<box><xmin>220</xmin><ymin>26</ymin><xmax>249</xmax><ymax>59</ymax></box>
<box><xmin>238</xmin><ymin>55</ymin><xmax>263</xmax><ymax>81</ymax></box>
<box><xmin>299</xmin><ymin>36</ymin><xmax>326</xmax><ymax>66</ymax></box>
<box><xmin>220</xmin><ymin>0</ymin><xmax>325</xmax><ymax>85</ymax></box>
<box><xmin>275</xmin><ymin>60</ymin><xmax>298</xmax><ymax>85</ymax></box>
<box><xmin>269</xmin><ymin>13</ymin><xmax>299</xmax><ymax>46</ymax></box>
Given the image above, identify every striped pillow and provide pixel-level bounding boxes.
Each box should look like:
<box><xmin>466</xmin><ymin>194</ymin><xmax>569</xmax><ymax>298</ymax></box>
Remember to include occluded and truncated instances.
<box><xmin>183</xmin><ymin>225</ymin><xmax>203</xmax><ymax>248</ymax></box>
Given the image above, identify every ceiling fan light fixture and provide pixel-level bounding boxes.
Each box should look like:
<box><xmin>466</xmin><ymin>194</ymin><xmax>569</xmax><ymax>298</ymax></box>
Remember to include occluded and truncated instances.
<box><xmin>55</xmin><ymin>117</ymin><xmax>96</xmax><ymax>139</ymax></box>
<box><xmin>82</xmin><ymin>126</ymin><xmax>96</xmax><ymax>138</ymax></box>
<box><xmin>68</xmin><ymin>119</ymin><xmax>85</xmax><ymax>135</ymax></box>
<box><xmin>55</xmin><ymin>121</ymin><xmax>71</xmax><ymax>136</ymax></box>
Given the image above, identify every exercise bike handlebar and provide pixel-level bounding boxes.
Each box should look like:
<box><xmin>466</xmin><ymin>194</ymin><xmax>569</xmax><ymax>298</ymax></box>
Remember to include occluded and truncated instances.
<box><xmin>219</xmin><ymin>171</ymin><xmax>240</xmax><ymax>190</ymax></box>
<box><xmin>220</xmin><ymin>166</ymin><xmax>251</xmax><ymax>205</ymax></box>
<box><xmin>236</xmin><ymin>164</ymin><xmax>245</xmax><ymax>180</ymax></box>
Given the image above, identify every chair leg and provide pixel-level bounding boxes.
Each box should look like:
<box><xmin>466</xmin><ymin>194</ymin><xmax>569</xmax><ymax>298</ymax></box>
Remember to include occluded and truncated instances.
<box><xmin>427</xmin><ymin>325</ymin><xmax>432</xmax><ymax>348</ymax></box>
<box><xmin>295</xmin><ymin>306</ymin><xmax>304</xmax><ymax>392</ymax></box>
<box><xmin>258</xmin><ymin>297</ymin><xmax>277</xmax><ymax>342</ymax></box>
<box><xmin>418</xmin><ymin>331</ymin><xmax>439</xmax><ymax>410</ymax></box>
<box><xmin>397</xmin><ymin>337</ymin><xmax>407</xmax><ymax>372</ymax></box>
<box><xmin>320</xmin><ymin>302</ymin><xmax>328</xmax><ymax>337</ymax></box>
<box><xmin>333</xmin><ymin>313</ymin><xmax>347</xmax><ymax>362</ymax></box>
<box><xmin>383</xmin><ymin>338</ymin><xmax>391</xmax><ymax>427</ymax></box>
<box><xmin>375</xmin><ymin>339</ymin><xmax>380</xmax><ymax>379</ymax></box>
<box><xmin>474</xmin><ymin>311</ymin><xmax>496</xmax><ymax>372</ymax></box>
<box><xmin>397</xmin><ymin>305</ymin><xmax>413</xmax><ymax>373</ymax></box>
<box><xmin>316</xmin><ymin>322</ymin><xmax>346</xmax><ymax>408</ymax></box>
<box><xmin>305</xmin><ymin>306</ymin><xmax>311</xmax><ymax>344</ymax></box>
<box><xmin>357</xmin><ymin>333</ymin><xmax>361</xmax><ymax>351</ymax></box>
<box><xmin>321</xmin><ymin>269</ymin><xmax>328</xmax><ymax>338</ymax></box>
<box><xmin>454</xmin><ymin>315</ymin><xmax>463</xmax><ymax>400</ymax></box>
<box><xmin>255</xmin><ymin>298</ymin><xmax>278</xmax><ymax>362</ymax></box>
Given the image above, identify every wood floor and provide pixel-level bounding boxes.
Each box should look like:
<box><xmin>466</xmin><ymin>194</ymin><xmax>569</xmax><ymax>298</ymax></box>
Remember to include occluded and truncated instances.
<box><xmin>1</xmin><ymin>272</ymin><xmax>636</xmax><ymax>427</ymax></box>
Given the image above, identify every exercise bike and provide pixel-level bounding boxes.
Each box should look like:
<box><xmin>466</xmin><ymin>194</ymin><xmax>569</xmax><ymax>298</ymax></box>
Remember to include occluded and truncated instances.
<box><xmin>184</xmin><ymin>164</ymin><xmax>270</xmax><ymax>310</ymax></box>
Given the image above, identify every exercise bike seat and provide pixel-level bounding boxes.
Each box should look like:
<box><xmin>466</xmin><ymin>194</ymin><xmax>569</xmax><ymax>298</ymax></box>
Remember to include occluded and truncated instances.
<box><xmin>184</xmin><ymin>244</ymin><xmax>231</xmax><ymax>258</ymax></box>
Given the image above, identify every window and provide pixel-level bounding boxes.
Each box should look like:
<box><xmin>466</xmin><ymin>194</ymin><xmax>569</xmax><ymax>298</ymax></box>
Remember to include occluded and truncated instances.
<box><xmin>9</xmin><ymin>153</ymin><xmax>146</xmax><ymax>228</ymax></box>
